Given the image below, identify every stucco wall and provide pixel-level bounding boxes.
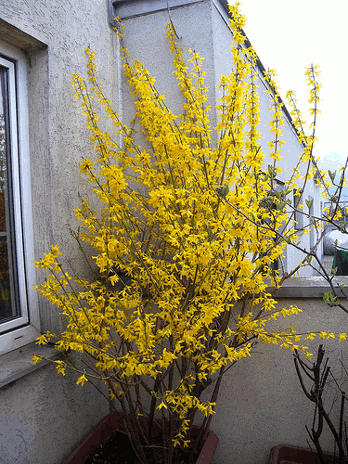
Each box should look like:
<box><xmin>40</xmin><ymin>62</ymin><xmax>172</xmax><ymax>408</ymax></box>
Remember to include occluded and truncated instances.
<box><xmin>0</xmin><ymin>0</ymin><xmax>116</xmax><ymax>462</ymax></box>
<box><xmin>0</xmin><ymin>362</ymin><xmax>109</xmax><ymax>464</ymax></box>
<box><xmin>1</xmin><ymin>0</ymin><xmax>119</xmax><ymax>334</ymax></box>
<box><xmin>211</xmin><ymin>297</ymin><xmax>348</xmax><ymax>464</ymax></box>
<box><xmin>119</xmin><ymin>0</ymin><xmax>321</xmax><ymax>277</ymax></box>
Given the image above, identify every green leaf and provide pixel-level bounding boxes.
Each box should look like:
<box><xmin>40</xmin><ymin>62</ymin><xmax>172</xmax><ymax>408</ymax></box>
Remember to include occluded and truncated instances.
<box><xmin>221</xmin><ymin>184</ymin><xmax>229</xmax><ymax>197</ymax></box>
<box><xmin>261</xmin><ymin>173</ymin><xmax>269</xmax><ymax>182</ymax></box>
<box><xmin>278</xmin><ymin>201</ymin><xmax>287</xmax><ymax>211</ymax></box>
<box><xmin>328</xmin><ymin>170</ymin><xmax>336</xmax><ymax>183</ymax></box>
<box><xmin>305</xmin><ymin>198</ymin><xmax>313</xmax><ymax>210</ymax></box>
<box><xmin>268</xmin><ymin>165</ymin><xmax>275</xmax><ymax>177</ymax></box>
<box><xmin>323</xmin><ymin>291</ymin><xmax>339</xmax><ymax>306</ymax></box>
<box><xmin>215</xmin><ymin>184</ymin><xmax>229</xmax><ymax>198</ymax></box>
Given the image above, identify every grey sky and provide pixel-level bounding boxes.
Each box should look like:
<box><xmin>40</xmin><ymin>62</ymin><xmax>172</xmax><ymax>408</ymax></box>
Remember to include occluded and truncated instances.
<box><xmin>236</xmin><ymin>0</ymin><xmax>348</xmax><ymax>177</ymax></box>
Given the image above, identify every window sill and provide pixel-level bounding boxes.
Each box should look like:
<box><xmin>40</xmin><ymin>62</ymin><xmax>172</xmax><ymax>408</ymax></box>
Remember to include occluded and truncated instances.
<box><xmin>273</xmin><ymin>276</ymin><xmax>348</xmax><ymax>298</ymax></box>
<box><xmin>0</xmin><ymin>341</ymin><xmax>62</xmax><ymax>390</ymax></box>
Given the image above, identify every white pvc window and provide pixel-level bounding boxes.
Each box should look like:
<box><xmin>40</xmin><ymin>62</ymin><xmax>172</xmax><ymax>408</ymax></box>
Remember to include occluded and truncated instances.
<box><xmin>0</xmin><ymin>42</ymin><xmax>39</xmax><ymax>355</ymax></box>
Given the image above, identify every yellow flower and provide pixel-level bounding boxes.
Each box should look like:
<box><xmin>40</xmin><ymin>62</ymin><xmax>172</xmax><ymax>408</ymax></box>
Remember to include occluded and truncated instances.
<box><xmin>80</xmin><ymin>158</ymin><xmax>95</xmax><ymax>174</ymax></box>
<box><xmin>76</xmin><ymin>374</ymin><xmax>88</xmax><ymax>386</ymax></box>
<box><xmin>33</xmin><ymin>3</ymin><xmax>334</xmax><ymax>447</ymax></box>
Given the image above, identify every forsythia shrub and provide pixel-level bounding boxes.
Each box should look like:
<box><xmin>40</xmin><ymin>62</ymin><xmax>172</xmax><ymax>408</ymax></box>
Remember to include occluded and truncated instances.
<box><xmin>33</xmin><ymin>3</ymin><xmax>346</xmax><ymax>464</ymax></box>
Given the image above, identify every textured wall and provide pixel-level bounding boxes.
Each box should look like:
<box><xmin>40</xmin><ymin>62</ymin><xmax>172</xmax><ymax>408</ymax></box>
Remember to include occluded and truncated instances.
<box><xmin>0</xmin><ymin>0</ymin><xmax>115</xmax><ymax>462</ymax></box>
<box><xmin>119</xmin><ymin>0</ymin><xmax>321</xmax><ymax>277</ymax></box>
<box><xmin>210</xmin><ymin>297</ymin><xmax>348</xmax><ymax>464</ymax></box>
<box><xmin>0</xmin><ymin>362</ymin><xmax>109</xmax><ymax>464</ymax></box>
<box><xmin>0</xmin><ymin>0</ymin><xmax>119</xmax><ymax>333</ymax></box>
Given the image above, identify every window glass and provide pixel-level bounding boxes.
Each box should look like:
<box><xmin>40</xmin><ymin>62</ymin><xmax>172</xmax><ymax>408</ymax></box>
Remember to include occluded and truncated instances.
<box><xmin>0</xmin><ymin>42</ymin><xmax>40</xmax><ymax>355</ymax></box>
<box><xmin>0</xmin><ymin>66</ymin><xmax>19</xmax><ymax>322</ymax></box>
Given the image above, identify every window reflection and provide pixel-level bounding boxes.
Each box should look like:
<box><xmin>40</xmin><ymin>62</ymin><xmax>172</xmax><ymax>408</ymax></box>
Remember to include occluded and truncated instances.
<box><xmin>0</xmin><ymin>67</ymin><xmax>17</xmax><ymax>321</ymax></box>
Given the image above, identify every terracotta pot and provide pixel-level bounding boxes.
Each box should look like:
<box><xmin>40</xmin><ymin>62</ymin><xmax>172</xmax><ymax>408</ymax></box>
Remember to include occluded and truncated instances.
<box><xmin>269</xmin><ymin>444</ymin><xmax>340</xmax><ymax>464</ymax></box>
<box><xmin>64</xmin><ymin>412</ymin><xmax>218</xmax><ymax>464</ymax></box>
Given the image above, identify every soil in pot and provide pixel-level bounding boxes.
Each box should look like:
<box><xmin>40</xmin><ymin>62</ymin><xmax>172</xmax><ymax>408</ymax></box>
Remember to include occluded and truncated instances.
<box><xmin>85</xmin><ymin>430</ymin><xmax>200</xmax><ymax>464</ymax></box>
<box><xmin>85</xmin><ymin>430</ymin><xmax>137</xmax><ymax>464</ymax></box>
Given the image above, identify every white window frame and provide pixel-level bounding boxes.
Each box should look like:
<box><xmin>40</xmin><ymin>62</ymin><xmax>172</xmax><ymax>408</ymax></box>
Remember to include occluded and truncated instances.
<box><xmin>0</xmin><ymin>41</ymin><xmax>40</xmax><ymax>355</ymax></box>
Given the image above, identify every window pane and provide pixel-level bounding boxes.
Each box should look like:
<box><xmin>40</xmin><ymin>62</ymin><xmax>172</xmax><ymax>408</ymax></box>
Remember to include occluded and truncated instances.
<box><xmin>0</xmin><ymin>237</ymin><xmax>13</xmax><ymax>319</ymax></box>
<box><xmin>0</xmin><ymin>67</ymin><xmax>18</xmax><ymax>322</ymax></box>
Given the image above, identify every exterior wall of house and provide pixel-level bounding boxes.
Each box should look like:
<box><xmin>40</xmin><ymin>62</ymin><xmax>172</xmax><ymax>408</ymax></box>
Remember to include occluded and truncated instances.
<box><xmin>118</xmin><ymin>0</ymin><xmax>322</xmax><ymax>278</ymax></box>
<box><xmin>212</xmin><ymin>297</ymin><xmax>348</xmax><ymax>464</ymax></box>
<box><xmin>0</xmin><ymin>362</ymin><xmax>110</xmax><ymax>463</ymax></box>
<box><xmin>0</xmin><ymin>1</ymin><xmax>342</xmax><ymax>463</ymax></box>
<box><xmin>0</xmin><ymin>0</ymin><xmax>116</xmax><ymax>462</ymax></box>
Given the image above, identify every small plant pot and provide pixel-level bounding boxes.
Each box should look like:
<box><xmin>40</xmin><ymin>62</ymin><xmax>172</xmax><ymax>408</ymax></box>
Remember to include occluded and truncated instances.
<box><xmin>269</xmin><ymin>444</ymin><xmax>340</xmax><ymax>464</ymax></box>
<box><xmin>64</xmin><ymin>412</ymin><xmax>219</xmax><ymax>464</ymax></box>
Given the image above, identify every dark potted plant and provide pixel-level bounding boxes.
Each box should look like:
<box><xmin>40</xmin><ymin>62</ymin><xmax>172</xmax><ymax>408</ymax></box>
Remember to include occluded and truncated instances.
<box><xmin>270</xmin><ymin>345</ymin><xmax>348</xmax><ymax>464</ymax></box>
<box><xmin>33</xmin><ymin>3</ymin><xmax>346</xmax><ymax>464</ymax></box>
<box><xmin>269</xmin><ymin>444</ymin><xmax>339</xmax><ymax>464</ymax></box>
<box><xmin>64</xmin><ymin>412</ymin><xmax>218</xmax><ymax>463</ymax></box>
<box><xmin>280</xmin><ymin>345</ymin><xmax>348</xmax><ymax>464</ymax></box>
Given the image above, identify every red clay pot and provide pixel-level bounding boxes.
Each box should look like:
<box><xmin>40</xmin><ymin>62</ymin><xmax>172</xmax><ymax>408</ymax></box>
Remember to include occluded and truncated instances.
<box><xmin>269</xmin><ymin>444</ymin><xmax>340</xmax><ymax>464</ymax></box>
<box><xmin>64</xmin><ymin>412</ymin><xmax>218</xmax><ymax>464</ymax></box>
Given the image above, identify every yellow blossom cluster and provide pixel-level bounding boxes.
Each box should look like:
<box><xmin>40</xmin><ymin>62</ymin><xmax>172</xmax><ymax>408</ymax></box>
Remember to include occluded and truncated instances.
<box><xmin>33</xmin><ymin>4</ymin><xmax>345</xmax><ymax>459</ymax></box>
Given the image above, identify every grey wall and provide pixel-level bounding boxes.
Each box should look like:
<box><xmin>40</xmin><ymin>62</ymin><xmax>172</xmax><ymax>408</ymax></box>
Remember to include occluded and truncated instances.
<box><xmin>1</xmin><ymin>0</ymin><xmax>120</xmax><ymax>334</ymax></box>
<box><xmin>211</xmin><ymin>298</ymin><xmax>348</xmax><ymax>464</ymax></box>
<box><xmin>0</xmin><ymin>363</ymin><xmax>109</xmax><ymax>464</ymax></box>
<box><xmin>0</xmin><ymin>1</ymin><xmax>115</xmax><ymax>462</ymax></box>
<box><xmin>119</xmin><ymin>0</ymin><xmax>322</xmax><ymax>277</ymax></box>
